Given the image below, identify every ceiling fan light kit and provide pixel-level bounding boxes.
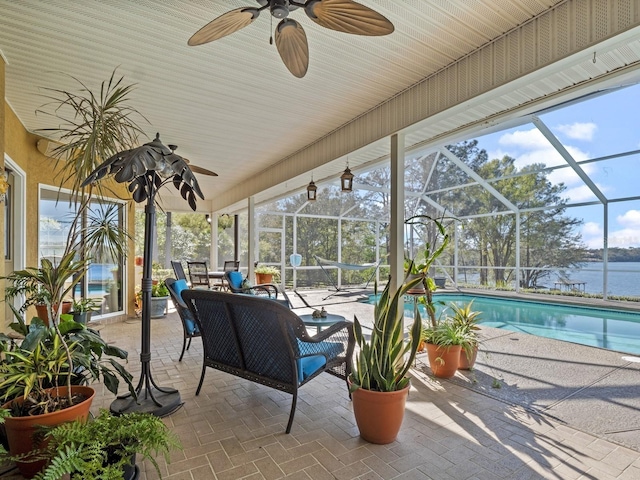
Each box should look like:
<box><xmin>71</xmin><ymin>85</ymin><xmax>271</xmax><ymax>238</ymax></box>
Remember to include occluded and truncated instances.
<box><xmin>188</xmin><ymin>0</ymin><xmax>394</xmax><ymax>78</ymax></box>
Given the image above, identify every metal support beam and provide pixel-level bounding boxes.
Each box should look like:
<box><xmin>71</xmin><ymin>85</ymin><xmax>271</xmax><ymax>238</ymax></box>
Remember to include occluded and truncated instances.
<box><xmin>248</xmin><ymin>196</ymin><xmax>255</xmax><ymax>281</ymax></box>
<box><xmin>210</xmin><ymin>213</ymin><xmax>218</xmax><ymax>271</ymax></box>
<box><xmin>390</xmin><ymin>133</ymin><xmax>405</xmax><ymax>294</ymax></box>
<box><xmin>440</xmin><ymin>147</ymin><xmax>518</xmax><ymax>213</ymax></box>
<box><xmin>533</xmin><ymin>116</ymin><xmax>608</xmax><ymax>204</ymax></box>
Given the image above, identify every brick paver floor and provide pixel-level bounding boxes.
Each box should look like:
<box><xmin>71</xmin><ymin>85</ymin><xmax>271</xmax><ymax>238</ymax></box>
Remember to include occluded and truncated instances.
<box><xmin>2</xmin><ymin>293</ymin><xmax>640</xmax><ymax>479</ymax></box>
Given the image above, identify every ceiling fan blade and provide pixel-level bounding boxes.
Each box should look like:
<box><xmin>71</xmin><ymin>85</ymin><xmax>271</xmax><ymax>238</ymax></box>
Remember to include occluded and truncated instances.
<box><xmin>275</xmin><ymin>19</ymin><xmax>309</xmax><ymax>78</ymax></box>
<box><xmin>305</xmin><ymin>0</ymin><xmax>394</xmax><ymax>36</ymax></box>
<box><xmin>188</xmin><ymin>7</ymin><xmax>260</xmax><ymax>46</ymax></box>
<box><xmin>189</xmin><ymin>164</ymin><xmax>218</xmax><ymax>177</ymax></box>
<box><xmin>182</xmin><ymin>157</ymin><xmax>218</xmax><ymax>176</ymax></box>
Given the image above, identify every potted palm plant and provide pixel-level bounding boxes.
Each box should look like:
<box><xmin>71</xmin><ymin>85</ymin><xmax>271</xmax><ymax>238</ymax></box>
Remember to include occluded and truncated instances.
<box><xmin>349</xmin><ymin>275</ymin><xmax>423</xmax><ymax>444</ymax></box>
<box><xmin>0</xmin><ymin>70</ymin><xmax>141</xmax><ymax>478</ymax></box>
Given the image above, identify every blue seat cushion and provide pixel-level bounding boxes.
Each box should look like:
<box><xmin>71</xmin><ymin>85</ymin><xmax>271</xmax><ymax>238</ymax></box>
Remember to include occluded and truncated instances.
<box><xmin>296</xmin><ymin>340</ymin><xmax>344</xmax><ymax>383</ymax></box>
<box><xmin>170</xmin><ymin>279</ymin><xmax>198</xmax><ymax>335</ymax></box>
<box><xmin>184</xmin><ymin>316</ymin><xmax>199</xmax><ymax>336</ymax></box>
<box><xmin>172</xmin><ymin>279</ymin><xmax>189</xmax><ymax>298</ymax></box>
<box><xmin>228</xmin><ymin>271</ymin><xmax>244</xmax><ymax>290</ymax></box>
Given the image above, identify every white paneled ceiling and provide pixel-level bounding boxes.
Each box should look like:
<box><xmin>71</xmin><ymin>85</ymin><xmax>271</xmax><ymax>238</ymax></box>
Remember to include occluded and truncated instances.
<box><xmin>2</xmin><ymin>0</ymin><xmax>638</xmax><ymax>213</ymax></box>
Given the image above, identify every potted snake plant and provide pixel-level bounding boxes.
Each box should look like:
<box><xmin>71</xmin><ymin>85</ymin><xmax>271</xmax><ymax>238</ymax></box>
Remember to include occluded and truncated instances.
<box><xmin>349</xmin><ymin>275</ymin><xmax>423</xmax><ymax>444</ymax></box>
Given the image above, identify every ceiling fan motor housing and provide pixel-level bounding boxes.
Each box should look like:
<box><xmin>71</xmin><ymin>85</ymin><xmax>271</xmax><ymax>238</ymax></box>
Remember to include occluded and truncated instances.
<box><xmin>270</xmin><ymin>0</ymin><xmax>290</xmax><ymax>19</ymax></box>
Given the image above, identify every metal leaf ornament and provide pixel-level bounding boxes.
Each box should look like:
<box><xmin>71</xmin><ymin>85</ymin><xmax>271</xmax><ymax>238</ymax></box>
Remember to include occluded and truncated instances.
<box><xmin>81</xmin><ymin>133</ymin><xmax>205</xmax><ymax>211</ymax></box>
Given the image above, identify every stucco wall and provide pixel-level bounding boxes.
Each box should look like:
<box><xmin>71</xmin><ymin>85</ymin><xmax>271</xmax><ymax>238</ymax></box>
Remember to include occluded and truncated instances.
<box><xmin>0</xmin><ymin>58</ymin><xmax>5</xmax><ymax>305</ymax></box>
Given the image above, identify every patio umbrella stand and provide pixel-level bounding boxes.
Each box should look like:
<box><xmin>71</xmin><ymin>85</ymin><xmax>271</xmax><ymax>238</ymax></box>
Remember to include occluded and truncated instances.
<box><xmin>82</xmin><ymin>133</ymin><xmax>212</xmax><ymax>416</ymax></box>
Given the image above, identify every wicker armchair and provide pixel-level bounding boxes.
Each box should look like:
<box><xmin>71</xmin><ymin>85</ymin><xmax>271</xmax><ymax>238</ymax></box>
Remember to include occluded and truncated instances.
<box><xmin>181</xmin><ymin>289</ymin><xmax>355</xmax><ymax>433</ymax></box>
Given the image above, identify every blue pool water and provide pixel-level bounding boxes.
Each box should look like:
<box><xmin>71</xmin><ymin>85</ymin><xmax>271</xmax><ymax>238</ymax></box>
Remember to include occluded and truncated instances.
<box><xmin>369</xmin><ymin>293</ymin><xmax>640</xmax><ymax>355</ymax></box>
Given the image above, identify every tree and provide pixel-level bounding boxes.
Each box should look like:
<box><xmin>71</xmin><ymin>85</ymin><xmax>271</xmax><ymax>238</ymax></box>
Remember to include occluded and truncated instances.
<box><xmin>441</xmin><ymin>142</ymin><xmax>586</xmax><ymax>287</ymax></box>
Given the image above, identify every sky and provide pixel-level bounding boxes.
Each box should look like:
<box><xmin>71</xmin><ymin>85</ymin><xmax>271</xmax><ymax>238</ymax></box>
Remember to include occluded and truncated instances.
<box><xmin>473</xmin><ymin>83</ymin><xmax>640</xmax><ymax>250</ymax></box>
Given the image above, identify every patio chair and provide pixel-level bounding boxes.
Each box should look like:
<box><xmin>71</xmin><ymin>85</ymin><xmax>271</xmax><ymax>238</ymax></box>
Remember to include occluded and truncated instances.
<box><xmin>223</xmin><ymin>260</ymin><xmax>240</xmax><ymax>272</ymax></box>
<box><xmin>186</xmin><ymin>261</ymin><xmax>211</xmax><ymax>289</ymax></box>
<box><xmin>165</xmin><ymin>277</ymin><xmax>201</xmax><ymax>361</ymax></box>
<box><xmin>219</xmin><ymin>260</ymin><xmax>240</xmax><ymax>290</ymax></box>
<box><xmin>223</xmin><ymin>270</ymin><xmax>291</xmax><ymax>308</ymax></box>
<box><xmin>171</xmin><ymin>260</ymin><xmax>188</xmax><ymax>282</ymax></box>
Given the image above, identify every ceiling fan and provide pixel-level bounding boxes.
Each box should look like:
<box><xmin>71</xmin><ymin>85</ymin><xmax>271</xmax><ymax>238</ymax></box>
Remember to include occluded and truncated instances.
<box><xmin>188</xmin><ymin>0</ymin><xmax>394</xmax><ymax>78</ymax></box>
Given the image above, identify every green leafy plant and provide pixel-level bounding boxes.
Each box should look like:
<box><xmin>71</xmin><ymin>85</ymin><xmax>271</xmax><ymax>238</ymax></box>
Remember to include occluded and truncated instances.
<box><xmin>0</xmin><ymin>316</ymin><xmax>135</xmax><ymax>413</ymax></box>
<box><xmin>421</xmin><ymin>319</ymin><xmax>476</xmax><ymax>370</ymax></box>
<box><xmin>2</xmin><ymin>409</ymin><xmax>181</xmax><ymax>480</ymax></box>
<box><xmin>151</xmin><ymin>281</ymin><xmax>169</xmax><ymax>297</ymax></box>
<box><xmin>0</xmin><ymin>334</ymin><xmax>74</xmax><ymax>415</ymax></box>
<box><xmin>448</xmin><ymin>300</ymin><xmax>482</xmax><ymax>356</ymax></box>
<box><xmin>72</xmin><ymin>297</ymin><xmax>99</xmax><ymax>313</ymax></box>
<box><xmin>36</xmin><ymin>70</ymin><xmax>145</xmax><ymax>205</ymax></box>
<box><xmin>421</xmin><ymin>320</ymin><xmax>472</xmax><ymax>347</ymax></box>
<box><xmin>3</xmin><ymin>252</ymin><xmax>86</xmax><ymax>318</ymax></box>
<box><xmin>350</xmin><ymin>276</ymin><xmax>423</xmax><ymax>392</ymax></box>
<box><xmin>255</xmin><ymin>265</ymin><xmax>280</xmax><ymax>282</ymax></box>
<box><xmin>2</xmin><ymin>251</ymin><xmax>88</xmax><ymax>406</ymax></box>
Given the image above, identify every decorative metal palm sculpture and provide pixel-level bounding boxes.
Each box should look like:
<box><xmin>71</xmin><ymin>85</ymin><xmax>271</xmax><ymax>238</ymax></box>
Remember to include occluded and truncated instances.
<box><xmin>82</xmin><ymin>133</ymin><xmax>216</xmax><ymax>416</ymax></box>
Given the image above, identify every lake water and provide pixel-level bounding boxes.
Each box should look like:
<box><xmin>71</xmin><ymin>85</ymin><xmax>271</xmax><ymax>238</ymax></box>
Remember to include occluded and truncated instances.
<box><xmin>566</xmin><ymin>262</ymin><xmax>640</xmax><ymax>297</ymax></box>
<box><xmin>456</xmin><ymin>262</ymin><xmax>640</xmax><ymax>297</ymax></box>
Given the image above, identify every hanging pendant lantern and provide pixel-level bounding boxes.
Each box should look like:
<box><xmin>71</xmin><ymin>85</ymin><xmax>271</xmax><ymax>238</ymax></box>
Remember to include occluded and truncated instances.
<box><xmin>307</xmin><ymin>177</ymin><xmax>317</xmax><ymax>201</ymax></box>
<box><xmin>340</xmin><ymin>163</ymin><xmax>354</xmax><ymax>192</ymax></box>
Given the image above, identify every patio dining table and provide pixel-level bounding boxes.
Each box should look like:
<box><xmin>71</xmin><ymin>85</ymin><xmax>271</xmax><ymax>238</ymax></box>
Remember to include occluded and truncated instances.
<box><xmin>208</xmin><ymin>270</ymin><xmax>225</xmax><ymax>289</ymax></box>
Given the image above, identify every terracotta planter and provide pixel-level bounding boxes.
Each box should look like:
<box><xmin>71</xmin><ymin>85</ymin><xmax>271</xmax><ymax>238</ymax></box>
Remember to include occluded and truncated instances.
<box><xmin>3</xmin><ymin>385</ymin><xmax>95</xmax><ymax>478</ymax></box>
<box><xmin>458</xmin><ymin>344</ymin><xmax>478</xmax><ymax>370</ymax></box>
<box><xmin>425</xmin><ymin>343</ymin><xmax>461</xmax><ymax>379</ymax></box>
<box><xmin>35</xmin><ymin>301</ymin><xmax>73</xmax><ymax>326</ymax></box>
<box><xmin>351</xmin><ymin>383</ymin><xmax>410</xmax><ymax>444</ymax></box>
<box><xmin>255</xmin><ymin>273</ymin><xmax>273</xmax><ymax>284</ymax></box>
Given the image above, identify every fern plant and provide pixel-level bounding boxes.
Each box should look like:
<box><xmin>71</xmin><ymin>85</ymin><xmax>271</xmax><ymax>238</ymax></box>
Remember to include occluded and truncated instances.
<box><xmin>4</xmin><ymin>409</ymin><xmax>182</xmax><ymax>480</ymax></box>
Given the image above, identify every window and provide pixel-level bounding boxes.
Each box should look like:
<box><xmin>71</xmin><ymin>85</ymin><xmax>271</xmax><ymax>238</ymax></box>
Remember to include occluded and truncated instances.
<box><xmin>39</xmin><ymin>187</ymin><xmax>126</xmax><ymax>317</ymax></box>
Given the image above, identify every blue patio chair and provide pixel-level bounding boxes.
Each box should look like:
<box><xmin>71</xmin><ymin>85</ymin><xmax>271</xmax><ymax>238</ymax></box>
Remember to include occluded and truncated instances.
<box><xmin>171</xmin><ymin>260</ymin><xmax>188</xmax><ymax>282</ymax></box>
<box><xmin>165</xmin><ymin>277</ymin><xmax>201</xmax><ymax>361</ymax></box>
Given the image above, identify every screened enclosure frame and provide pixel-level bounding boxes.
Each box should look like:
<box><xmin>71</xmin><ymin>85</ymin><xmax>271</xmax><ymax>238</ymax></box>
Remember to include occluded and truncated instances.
<box><xmin>239</xmin><ymin>84</ymin><xmax>640</xmax><ymax>302</ymax></box>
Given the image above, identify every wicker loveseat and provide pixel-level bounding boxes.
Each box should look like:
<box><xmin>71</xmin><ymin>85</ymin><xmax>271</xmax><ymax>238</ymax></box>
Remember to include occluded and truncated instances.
<box><xmin>181</xmin><ymin>289</ymin><xmax>355</xmax><ymax>433</ymax></box>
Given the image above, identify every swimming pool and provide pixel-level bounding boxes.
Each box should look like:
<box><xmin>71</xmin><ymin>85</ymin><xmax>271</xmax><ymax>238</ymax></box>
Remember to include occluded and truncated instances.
<box><xmin>370</xmin><ymin>293</ymin><xmax>640</xmax><ymax>355</ymax></box>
